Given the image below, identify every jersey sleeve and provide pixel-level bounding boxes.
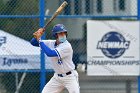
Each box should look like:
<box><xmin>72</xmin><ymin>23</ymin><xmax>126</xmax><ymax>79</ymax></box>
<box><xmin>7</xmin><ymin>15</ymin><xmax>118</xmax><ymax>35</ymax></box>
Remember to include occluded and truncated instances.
<box><xmin>39</xmin><ymin>41</ymin><xmax>57</xmax><ymax>57</ymax></box>
<box><xmin>55</xmin><ymin>43</ymin><xmax>72</xmax><ymax>58</ymax></box>
<box><xmin>30</xmin><ymin>38</ymin><xmax>39</xmax><ymax>47</ymax></box>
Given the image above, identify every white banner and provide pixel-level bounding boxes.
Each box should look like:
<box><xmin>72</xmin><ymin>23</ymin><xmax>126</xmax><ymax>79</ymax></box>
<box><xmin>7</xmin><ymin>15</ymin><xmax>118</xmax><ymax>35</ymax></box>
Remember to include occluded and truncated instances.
<box><xmin>0</xmin><ymin>30</ymin><xmax>52</xmax><ymax>70</ymax></box>
<box><xmin>0</xmin><ymin>55</ymin><xmax>40</xmax><ymax>70</ymax></box>
<box><xmin>0</xmin><ymin>55</ymin><xmax>52</xmax><ymax>70</ymax></box>
<box><xmin>87</xmin><ymin>20</ymin><xmax>140</xmax><ymax>76</ymax></box>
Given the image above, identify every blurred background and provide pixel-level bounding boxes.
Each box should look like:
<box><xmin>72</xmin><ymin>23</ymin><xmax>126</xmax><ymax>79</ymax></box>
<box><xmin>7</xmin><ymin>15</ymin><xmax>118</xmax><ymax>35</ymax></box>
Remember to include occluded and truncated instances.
<box><xmin>0</xmin><ymin>0</ymin><xmax>139</xmax><ymax>93</ymax></box>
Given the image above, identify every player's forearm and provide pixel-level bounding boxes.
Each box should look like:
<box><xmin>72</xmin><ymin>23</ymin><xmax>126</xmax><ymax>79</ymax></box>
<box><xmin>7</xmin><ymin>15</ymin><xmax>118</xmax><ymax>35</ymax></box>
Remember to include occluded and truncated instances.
<box><xmin>30</xmin><ymin>38</ymin><xmax>39</xmax><ymax>47</ymax></box>
<box><xmin>39</xmin><ymin>41</ymin><xmax>57</xmax><ymax>57</ymax></box>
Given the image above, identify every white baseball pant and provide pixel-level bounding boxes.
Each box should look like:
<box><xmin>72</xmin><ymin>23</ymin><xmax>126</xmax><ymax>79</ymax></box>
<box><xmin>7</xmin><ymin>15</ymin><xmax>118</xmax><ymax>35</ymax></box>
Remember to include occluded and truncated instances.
<box><xmin>42</xmin><ymin>70</ymin><xmax>80</xmax><ymax>93</ymax></box>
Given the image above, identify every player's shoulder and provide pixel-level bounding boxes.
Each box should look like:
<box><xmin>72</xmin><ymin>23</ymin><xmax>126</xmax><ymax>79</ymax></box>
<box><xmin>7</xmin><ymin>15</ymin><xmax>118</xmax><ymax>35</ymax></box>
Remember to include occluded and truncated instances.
<box><xmin>60</xmin><ymin>40</ymin><xmax>72</xmax><ymax>47</ymax></box>
<box><xmin>62</xmin><ymin>40</ymin><xmax>70</xmax><ymax>44</ymax></box>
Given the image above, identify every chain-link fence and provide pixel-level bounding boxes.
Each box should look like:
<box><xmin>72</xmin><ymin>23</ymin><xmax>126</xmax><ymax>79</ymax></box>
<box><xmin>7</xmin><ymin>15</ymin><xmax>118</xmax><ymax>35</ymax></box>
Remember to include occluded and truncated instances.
<box><xmin>0</xmin><ymin>0</ymin><xmax>139</xmax><ymax>93</ymax></box>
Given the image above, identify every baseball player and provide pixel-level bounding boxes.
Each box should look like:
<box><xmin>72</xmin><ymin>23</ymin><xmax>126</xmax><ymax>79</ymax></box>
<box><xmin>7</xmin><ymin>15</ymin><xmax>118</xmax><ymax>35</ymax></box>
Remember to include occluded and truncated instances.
<box><xmin>30</xmin><ymin>24</ymin><xmax>80</xmax><ymax>93</ymax></box>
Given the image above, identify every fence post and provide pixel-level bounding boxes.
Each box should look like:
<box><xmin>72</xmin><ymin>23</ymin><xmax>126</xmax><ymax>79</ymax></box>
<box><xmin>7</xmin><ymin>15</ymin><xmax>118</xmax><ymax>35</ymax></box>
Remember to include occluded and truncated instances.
<box><xmin>40</xmin><ymin>0</ymin><xmax>46</xmax><ymax>92</ymax></box>
<box><xmin>138</xmin><ymin>0</ymin><xmax>140</xmax><ymax>20</ymax></box>
<box><xmin>138</xmin><ymin>0</ymin><xmax>140</xmax><ymax>93</ymax></box>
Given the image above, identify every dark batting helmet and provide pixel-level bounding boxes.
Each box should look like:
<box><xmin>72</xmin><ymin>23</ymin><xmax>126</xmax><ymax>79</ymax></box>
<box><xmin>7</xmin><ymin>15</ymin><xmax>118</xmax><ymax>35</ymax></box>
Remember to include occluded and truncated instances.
<box><xmin>52</xmin><ymin>24</ymin><xmax>67</xmax><ymax>37</ymax></box>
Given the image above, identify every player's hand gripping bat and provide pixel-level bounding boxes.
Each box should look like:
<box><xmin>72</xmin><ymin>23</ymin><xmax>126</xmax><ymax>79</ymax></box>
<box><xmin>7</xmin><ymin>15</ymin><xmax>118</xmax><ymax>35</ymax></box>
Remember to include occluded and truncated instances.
<box><xmin>33</xmin><ymin>1</ymin><xmax>68</xmax><ymax>39</ymax></box>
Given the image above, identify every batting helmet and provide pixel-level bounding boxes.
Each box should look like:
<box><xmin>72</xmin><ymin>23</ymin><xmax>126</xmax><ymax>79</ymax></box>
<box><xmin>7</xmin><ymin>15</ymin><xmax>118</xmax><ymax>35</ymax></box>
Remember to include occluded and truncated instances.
<box><xmin>52</xmin><ymin>24</ymin><xmax>67</xmax><ymax>37</ymax></box>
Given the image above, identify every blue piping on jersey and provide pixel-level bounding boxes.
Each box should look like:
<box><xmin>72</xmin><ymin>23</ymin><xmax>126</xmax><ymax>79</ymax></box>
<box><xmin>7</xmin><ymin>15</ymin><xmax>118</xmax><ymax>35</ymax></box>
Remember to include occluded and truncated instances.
<box><xmin>54</xmin><ymin>49</ymin><xmax>63</xmax><ymax>65</ymax></box>
<box><xmin>54</xmin><ymin>49</ymin><xmax>61</xmax><ymax>60</ymax></box>
<box><xmin>39</xmin><ymin>42</ymin><xmax>58</xmax><ymax>57</ymax></box>
<box><xmin>30</xmin><ymin>38</ymin><xmax>39</xmax><ymax>47</ymax></box>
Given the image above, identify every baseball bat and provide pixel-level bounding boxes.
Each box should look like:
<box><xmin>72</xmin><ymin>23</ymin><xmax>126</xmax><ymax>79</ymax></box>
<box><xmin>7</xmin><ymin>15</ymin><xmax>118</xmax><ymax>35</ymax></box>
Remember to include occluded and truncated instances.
<box><xmin>43</xmin><ymin>1</ymin><xmax>68</xmax><ymax>32</ymax></box>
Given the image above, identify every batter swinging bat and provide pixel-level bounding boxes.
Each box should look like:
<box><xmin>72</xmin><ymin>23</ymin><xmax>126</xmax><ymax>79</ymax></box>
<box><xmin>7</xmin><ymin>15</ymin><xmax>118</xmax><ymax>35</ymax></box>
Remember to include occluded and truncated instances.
<box><xmin>43</xmin><ymin>1</ymin><xmax>68</xmax><ymax>32</ymax></box>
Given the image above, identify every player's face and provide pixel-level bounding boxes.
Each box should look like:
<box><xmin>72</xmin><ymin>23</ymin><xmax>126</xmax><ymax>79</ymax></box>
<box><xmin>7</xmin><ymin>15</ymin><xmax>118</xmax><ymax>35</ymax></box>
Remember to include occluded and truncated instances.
<box><xmin>56</xmin><ymin>32</ymin><xmax>67</xmax><ymax>43</ymax></box>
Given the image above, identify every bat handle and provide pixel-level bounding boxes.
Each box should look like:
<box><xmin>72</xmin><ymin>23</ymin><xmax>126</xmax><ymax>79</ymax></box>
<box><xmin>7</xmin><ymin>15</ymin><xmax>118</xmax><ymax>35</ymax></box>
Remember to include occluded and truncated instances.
<box><xmin>43</xmin><ymin>21</ymin><xmax>51</xmax><ymax>30</ymax></box>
